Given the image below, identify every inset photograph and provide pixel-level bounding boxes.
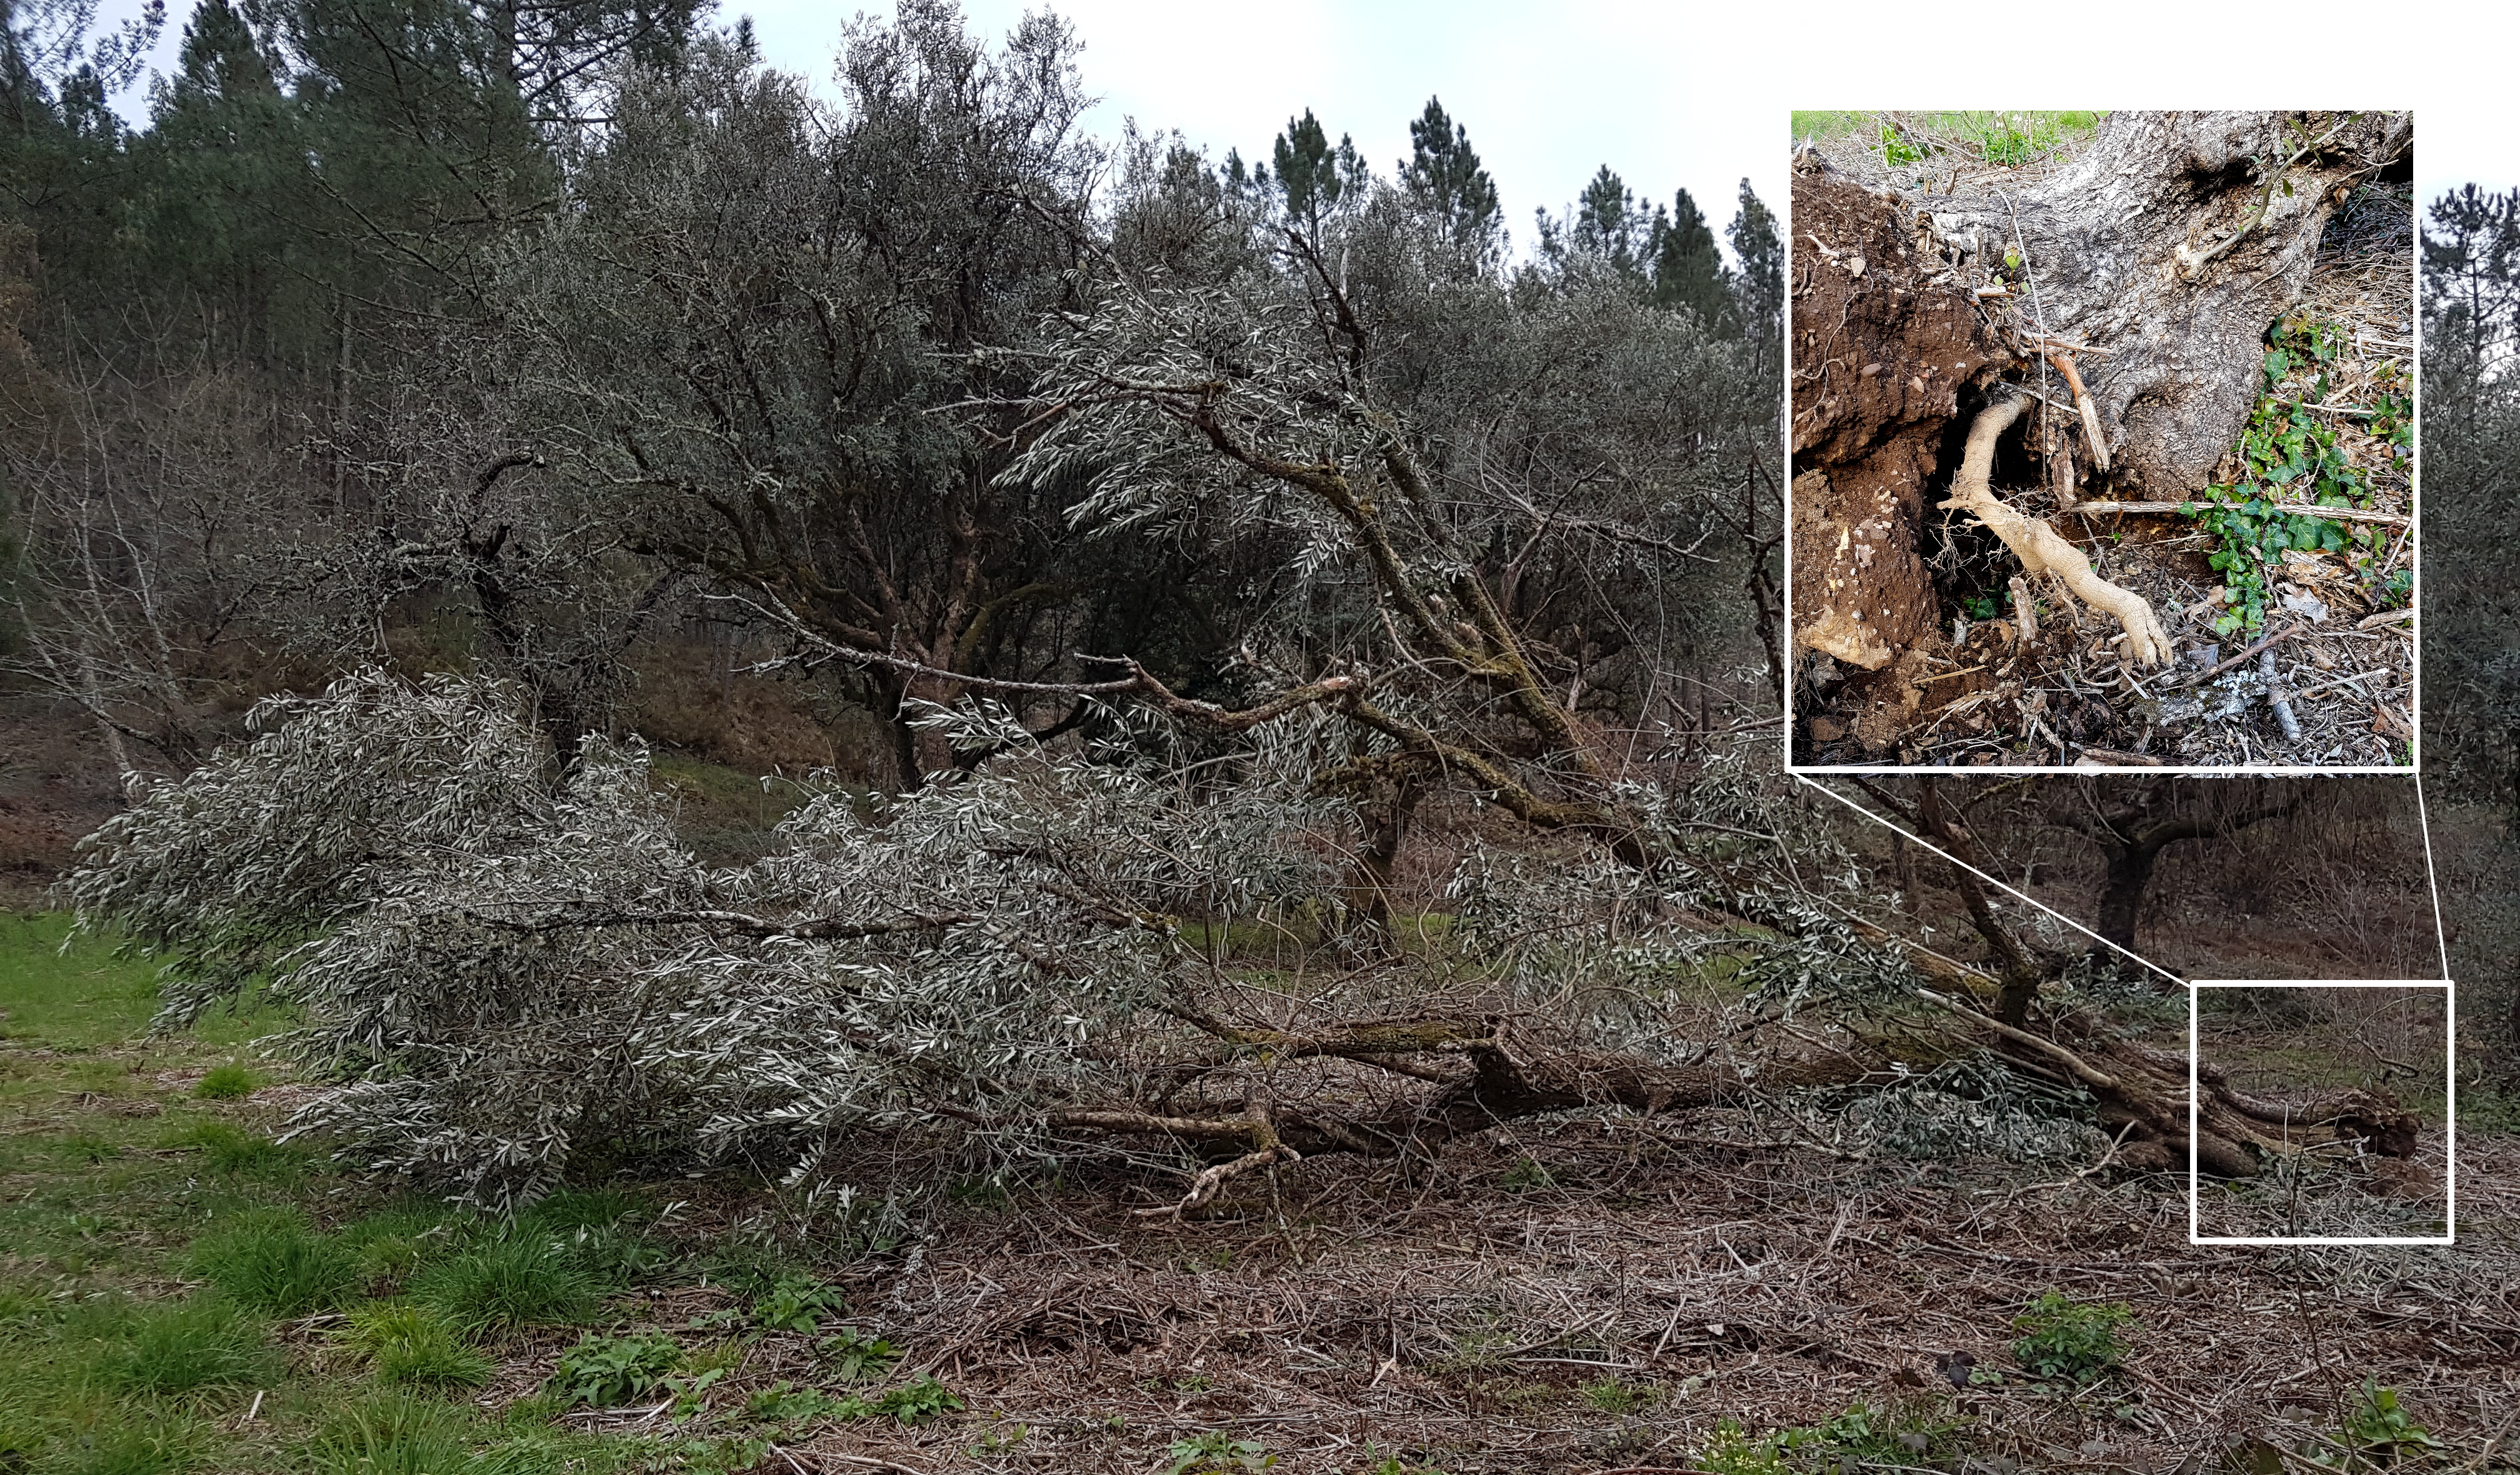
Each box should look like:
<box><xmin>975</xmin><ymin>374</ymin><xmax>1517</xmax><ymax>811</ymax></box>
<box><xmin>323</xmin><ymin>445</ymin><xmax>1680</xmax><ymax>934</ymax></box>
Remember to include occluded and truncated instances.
<box><xmin>2191</xmin><ymin>982</ymin><xmax>2450</xmax><ymax>1243</ymax></box>
<box><xmin>1787</xmin><ymin>112</ymin><xmax>2415</xmax><ymax>769</ymax></box>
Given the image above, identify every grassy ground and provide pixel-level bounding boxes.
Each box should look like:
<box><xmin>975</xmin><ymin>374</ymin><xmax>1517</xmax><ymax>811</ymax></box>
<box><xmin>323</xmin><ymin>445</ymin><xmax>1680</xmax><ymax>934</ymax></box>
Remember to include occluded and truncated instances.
<box><xmin>1789</xmin><ymin>111</ymin><xmax>2103</xmax><ymax>161</ymax></box>
<box><xmin>8</xmin><ymin>914</ymin><xmax>2518</xmax><ymax>1474</ymax></box>
<box><xmin>0</xmin><ymin>914</ymin><xmax>916</xmax><ymax>1475</ymax></box>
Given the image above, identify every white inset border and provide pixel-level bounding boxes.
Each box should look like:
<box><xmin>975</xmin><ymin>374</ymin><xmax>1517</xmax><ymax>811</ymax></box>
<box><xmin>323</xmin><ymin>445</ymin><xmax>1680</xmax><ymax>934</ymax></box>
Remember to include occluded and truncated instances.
<box><xmin>2188</xmin><ymin>979</ymin><xmax>2454</xmax><ymax>1246</ymax></box>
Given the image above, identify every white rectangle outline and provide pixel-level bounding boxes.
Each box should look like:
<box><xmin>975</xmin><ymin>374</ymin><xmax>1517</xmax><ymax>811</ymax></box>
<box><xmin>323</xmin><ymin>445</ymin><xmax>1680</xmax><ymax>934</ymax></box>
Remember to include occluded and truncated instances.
<box><xmin>1776</xmin><ymin>113</ymin><xmax>2419</xmax><ymax>778</ymax></box>
<box><xmin>2187</xmin><ymin>978</ymin><xmax>2454</xmax><ymax>1246</ymax></box>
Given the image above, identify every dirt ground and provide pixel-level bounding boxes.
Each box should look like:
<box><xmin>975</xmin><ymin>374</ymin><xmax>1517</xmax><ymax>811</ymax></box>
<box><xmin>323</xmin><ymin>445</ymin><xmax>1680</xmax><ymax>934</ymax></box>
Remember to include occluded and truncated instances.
<box><xmin>694</xmin><ymin>1119</ymin><xmax>2519</xmax><ymax>1473</ymax></box>
<box><xmin>0</xmin><ymin>690</ymin><xmax>122</xmax><ymax>909</ymax></box>
<box><xmin>1789</xmin><ymin>119</ymin><xmax>2416</xmax><ymax>769</ymax></box>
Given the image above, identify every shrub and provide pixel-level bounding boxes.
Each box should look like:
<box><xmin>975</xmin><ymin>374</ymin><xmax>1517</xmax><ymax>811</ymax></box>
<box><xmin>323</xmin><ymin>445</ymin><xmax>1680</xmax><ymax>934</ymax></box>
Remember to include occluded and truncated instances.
<box><xmin>2010</xmin><ymin>1291</ymin><xmax>2135</xmax><ymax>1382</ymax></box>
<box><xmin>192</xmin><ymin>1062</ymin><xmax>259</xmax><ymax>1100</ymax></box>
<box><xmin>189</xmin><ymin>1211</ymin><xmax>364</xmax><ymax>1315</ymax></box>
<box><xmin>410</xmin><ymin>1235</ymin><xmax>602</xmax><ymax>1338</ymax></box>
<box><xmin>95</xmin><ymin>1298</ymin><xmax>276</xmax><ymax>1394</ymax></box>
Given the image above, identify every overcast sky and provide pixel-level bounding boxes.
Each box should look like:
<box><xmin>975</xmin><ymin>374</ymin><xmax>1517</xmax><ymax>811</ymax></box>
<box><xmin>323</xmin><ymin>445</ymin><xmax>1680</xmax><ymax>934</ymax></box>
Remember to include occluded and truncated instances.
<box><xmin>88</xmin><ymin>2</ymin><xmax>2484</xmax><ymax>249</ymax></box>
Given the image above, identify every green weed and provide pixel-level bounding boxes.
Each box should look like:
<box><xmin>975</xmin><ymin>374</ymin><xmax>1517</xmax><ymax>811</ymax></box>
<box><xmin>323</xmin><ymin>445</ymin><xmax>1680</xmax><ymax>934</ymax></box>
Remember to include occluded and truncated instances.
<box><xmin>1498</xmin><ymin>1156</ymin><xmax>1555</xmax><ymax>1193</ymax></box>
<box><xmin>188</xmin><ymin>1210</ymin><xmax>364</xmax><ymax>1314</ymax></box>
<box><xmin>1166</xmin><ymin>1430</ymin><xmax>1276</xmax><ymax>1473</ymax></box>
<box><xmin>2184</xmin><ymin>317</ymin><xmax>2408</xmax><ymax>636</ymax></box>
<box><xmin>751</xmin><ymin>1274</ymin><xmax>849</xmax><ymax>1334</ymax></box>
<box><xmin>1697</xmin><ymin>1401</ymin><xmax>1961</xmax><ymax>1472</ymax></box>
<box><xmin>548</xmin><ymin>1331</ymin><xmax>684</xmax><ymax>1408</ymax></box>
<box><xmin>2322</xmin><ymin>1379</ymin><xmax>2445</xmax><ymax>1469</ymax></box>
<box><xmin>1698</xmin><ymin>1419</ymin><xmax>1789</xmax><ymax>1475</ymax></box>
<box><xmin>872</xmin><ymin>1374</ymin><xmax>961</xmax><ymax>1425</ymax></box>
<box><xmin>744</xmin><ymin>1381</ymin><xmax>851</xmax><ymax>1424</ymax></box>
<box><xmin>816</xmin><ymin>1325</ymin><xmax>902</xmax><ymax>1382</ymax></box>
<box><xmin>2011</xmin><ymin>1290</ymin><xmax>2135</xmax><ymax>1382</ymax></box>
<box><xmin>1580</xmin><ymin>1378</ymin><xmax>1657</xmax><ymax>1414</ymax></box>
<box><xmin>738</xmin><ymin>1371</ymin><xmax>959</xmax><ymax>1428</ymax></box>
<box><xmin>1358</xmin><ymin>1447</ymin><xmax>1449</xmax><ymax>1475</ymax></box>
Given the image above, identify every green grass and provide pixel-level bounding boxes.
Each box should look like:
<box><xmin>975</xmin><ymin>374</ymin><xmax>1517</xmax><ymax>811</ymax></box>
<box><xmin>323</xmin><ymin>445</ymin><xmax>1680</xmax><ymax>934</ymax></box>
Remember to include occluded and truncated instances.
<box><xmin>305</xmin><ymin>1392</ymin><xmax>478</xmax><ymax>1475</ymax></box>
<box><xmin>194</xmin><ymin>1061</ymin><xmax>259</xmax><ymax>1099</ymax></box>
<box><xmin>1789</xmin><ymin>110</ymin><xmax>2104</xmax><ymax>168</ymax></box>
<box><xmin>189</xmin><ymin>1209</ymin><xmax>366</xmax><ymax>1314</ymax></box>
<box><xmin>92</xmin><ymin>1296</ymin><xmax>279</xmax><ymax>1394</ymax></box>
<box><xmin>1</xmin><ymin>914</ymin><xmax>726</xmax><ymax>1472</ymax></box>
<box><xmin>337</xmin><ymin>1199</ymin><xmax>477</xmax><ymax>1289</ymax></box>
<box><xmin>24</xmin><ymin>1416</ymin><xmax>214</xmax><ymax>1475</ymax></box>
<box><xmin>161</xmin><ymin>1118</ymin><xmax>319</xmax><ymax>1180</ymax></box>
<box><xmin>0</xmin><ymin>912</ymin><xmax>166</xmax><ymax>1049</ymax></box>
<box><xmin>409</xmin><ymin>1234</ymin><xmax>605</xmax><ymax>1339</ymax></box>
<box><xmin>339</xmin><ymin>1301</ymin><xmax>496</xmax><ymax>1388</ymax></box>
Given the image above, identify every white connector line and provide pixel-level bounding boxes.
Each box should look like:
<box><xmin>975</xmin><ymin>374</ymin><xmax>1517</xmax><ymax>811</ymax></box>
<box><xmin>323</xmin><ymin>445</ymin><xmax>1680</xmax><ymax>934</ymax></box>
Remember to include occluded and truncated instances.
<box><xmin>2413</xmin><ymin>772</ymin><xmax>2454</xmax><ymax>981</ymax></box>
<box><xmin>1791</xmin><ymin>772</ymin><xmax>2188</xmax><ymax>986</ymax></box>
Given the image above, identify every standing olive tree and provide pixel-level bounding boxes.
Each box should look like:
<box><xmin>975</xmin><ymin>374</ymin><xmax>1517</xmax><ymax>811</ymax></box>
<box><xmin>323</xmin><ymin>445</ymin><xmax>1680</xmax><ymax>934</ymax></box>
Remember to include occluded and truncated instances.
<box><xmin>492</xmin><ymin>7</ymin><xmax>1148</xmax><ymax>788</ymax></box>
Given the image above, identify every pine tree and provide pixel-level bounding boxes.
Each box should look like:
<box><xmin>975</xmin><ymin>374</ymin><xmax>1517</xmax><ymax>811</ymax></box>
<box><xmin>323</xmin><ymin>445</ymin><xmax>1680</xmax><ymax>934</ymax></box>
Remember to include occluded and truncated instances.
<box><xmin>138</xmin><ymin>0</ymin><xmax>312</xmax><ymax>368</ymax></box>
<box><xmin>1728</xmin><ymin>178</ymin><xmax>1782</xmax><ymax>361</ymax></box>
<box><xmin>1399</xmin><ymin>96</ymin><xmax>1499</xmax><ymax>261</ymax></box>
<box><xmin>1270</xmin><ymin>108</ymin><xmax>1364</xmax><ymax>238</ymax></box>
<box><xmin>1572</xmin><ymin>165</ymin><xmax>1641</xmax><ymax>272</ymax></box>
<box><xmin>1647</xmin><ymin>186</ymin><xmax>1731</xmax><ymax>331</ymax></box>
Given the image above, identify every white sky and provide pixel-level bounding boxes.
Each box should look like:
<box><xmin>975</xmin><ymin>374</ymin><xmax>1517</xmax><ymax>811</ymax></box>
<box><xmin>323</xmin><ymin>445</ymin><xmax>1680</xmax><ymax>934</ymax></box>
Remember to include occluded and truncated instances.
<box><xmin>749</xmin><ymin>0</ymin><xmax>1792</xmax><ymax>262</ymax></box>
<box><xmin>88</xmin><ymin>2</ymin><xmax>2491</xmax><ymax>251</ymax></box>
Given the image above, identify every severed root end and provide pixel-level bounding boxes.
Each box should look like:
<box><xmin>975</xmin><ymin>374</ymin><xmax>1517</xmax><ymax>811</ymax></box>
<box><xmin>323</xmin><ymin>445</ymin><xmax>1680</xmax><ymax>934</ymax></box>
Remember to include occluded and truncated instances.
<box><xmin>1944</xmin><ymin>396</ymin><xmax>2171</xmax><ymax>669</ymax></box>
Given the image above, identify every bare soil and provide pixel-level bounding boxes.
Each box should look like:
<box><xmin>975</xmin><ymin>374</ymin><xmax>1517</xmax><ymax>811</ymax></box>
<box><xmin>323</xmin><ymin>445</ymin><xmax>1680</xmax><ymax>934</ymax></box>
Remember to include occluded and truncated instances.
<box><xmin>674</xmin><ymin>1122</ymin><xmax>2519</xmax><ymax>1472</ymax></box>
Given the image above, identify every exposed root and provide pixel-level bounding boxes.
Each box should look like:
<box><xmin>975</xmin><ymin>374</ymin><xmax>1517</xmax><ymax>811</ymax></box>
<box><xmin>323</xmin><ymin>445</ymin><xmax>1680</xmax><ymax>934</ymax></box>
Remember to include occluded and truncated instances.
<box><xmin>2044</xmin><ymin>348</ymin><xmax>2109</xmax><ymax>474</ymax></box>
<box><xmin>1940</xmin><ymin>395</ymin><xmax>2172</xmax><ymax>668</ymax></box>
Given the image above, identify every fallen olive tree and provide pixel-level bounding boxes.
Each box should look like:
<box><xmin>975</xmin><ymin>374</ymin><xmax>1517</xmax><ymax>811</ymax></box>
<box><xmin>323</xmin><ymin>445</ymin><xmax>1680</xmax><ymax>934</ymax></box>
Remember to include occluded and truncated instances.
<box><xmin>68</xmin><ymin>672</ymin><xmax>2411</xmax><ymax>1208</ymax></box>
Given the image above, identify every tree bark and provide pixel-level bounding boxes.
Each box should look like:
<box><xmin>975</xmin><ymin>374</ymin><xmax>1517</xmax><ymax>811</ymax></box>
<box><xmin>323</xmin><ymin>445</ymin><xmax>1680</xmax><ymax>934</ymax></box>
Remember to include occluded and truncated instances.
<box><xmin>1047</xmin><ymin>1004</ymin><xmax>2418</xmax><ymax>1186</ymax></box>
<box><xmin>1916</xmin><ymin>111</ymin><xmax>2409</xmax><ymax>495</ymax></box>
